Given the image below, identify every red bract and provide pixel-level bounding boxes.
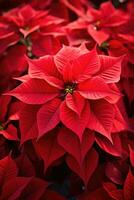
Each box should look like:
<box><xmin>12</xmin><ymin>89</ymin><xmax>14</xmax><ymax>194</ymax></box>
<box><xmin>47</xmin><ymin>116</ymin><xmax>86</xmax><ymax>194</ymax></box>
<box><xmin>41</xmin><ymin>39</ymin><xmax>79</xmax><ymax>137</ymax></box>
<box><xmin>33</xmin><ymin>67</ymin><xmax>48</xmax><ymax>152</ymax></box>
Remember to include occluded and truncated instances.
<box><xmin>58</xmin><ymin>128</ymin><xmax>95</xmax><ymax>165</ymax></box>
<box><xmin>0</xmin><ymin>24</ymin><xmax>19</xmax><ymax>54</ymax></box>
<box><xmin>33</xmin><ymin>128</ymin><xmax>65</xmax><ymax>171</ymax></box>
<box><xmin>87</xmin><ymin>2</ymin><xmax>129</xmax><ymax>45</ymax></box>
<box><xmin>0</xmin><ymin>4</ymin><xmax>66</xmax><ymax>57</ymax></box>
<box><xmin>65</xmin><ymin>1</ymin><xmax>129</xmax><ymax>46</ymax></box>
<box><xmin>67</xmin><ymin>147</ymin><xmax>99</xmax><ymax>186</ymax></box>
<box><xmin>0</xmin><ymin>0</ymin><xmax>134</xmax><ymax>199</ymax></box>
<box><xmin>7</xmin><ymin>45</ymin><xmax>125</xmax><ymax>142</ymax></box>
<box><xmin>0</xmin><ymin>96</ymin><xmax>19</xmax><ymax>141</ymax></box>
<box><xmin>3</xmin><ymin>5</ymin><xmax>63</xmax><ymax>38</ymax></box>
<box><xmin>104</xmin><ymin>170</ymin><xmax>134</xmax><ymax>200</ymax></box>
<box><xmin>0</xmin><ymin>45</ymin><xmax>27</xmax><ymax>94</ymax></box>
<box><xmin>0</xmin><ymin>155</ymin><xmax>48</xmax><ymax>200</ymax></box>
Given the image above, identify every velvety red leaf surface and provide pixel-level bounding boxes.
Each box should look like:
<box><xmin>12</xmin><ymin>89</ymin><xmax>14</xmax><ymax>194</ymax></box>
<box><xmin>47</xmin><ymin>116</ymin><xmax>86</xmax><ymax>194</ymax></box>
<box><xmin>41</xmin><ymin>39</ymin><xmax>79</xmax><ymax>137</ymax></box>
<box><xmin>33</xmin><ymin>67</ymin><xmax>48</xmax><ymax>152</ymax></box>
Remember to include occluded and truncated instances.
<box><xmin>0</xmin><ymin>0</ymin><xmax>134</xmax><ymax>199</ymax></box>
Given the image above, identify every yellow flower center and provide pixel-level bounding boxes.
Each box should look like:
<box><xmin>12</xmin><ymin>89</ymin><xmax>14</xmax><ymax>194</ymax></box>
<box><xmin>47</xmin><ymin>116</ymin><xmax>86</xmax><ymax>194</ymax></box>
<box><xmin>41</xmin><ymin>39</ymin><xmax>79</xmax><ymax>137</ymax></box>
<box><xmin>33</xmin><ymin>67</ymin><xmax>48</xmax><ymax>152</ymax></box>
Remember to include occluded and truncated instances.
<box><xmin>93</xmin><ymin>20</ymin><xmax>101</xmax><ymax>30</ymax></box>
<box><xmin>64</xmin><ymin>85</ymin><xmax>74</xmax><ymax>94</ymax></box>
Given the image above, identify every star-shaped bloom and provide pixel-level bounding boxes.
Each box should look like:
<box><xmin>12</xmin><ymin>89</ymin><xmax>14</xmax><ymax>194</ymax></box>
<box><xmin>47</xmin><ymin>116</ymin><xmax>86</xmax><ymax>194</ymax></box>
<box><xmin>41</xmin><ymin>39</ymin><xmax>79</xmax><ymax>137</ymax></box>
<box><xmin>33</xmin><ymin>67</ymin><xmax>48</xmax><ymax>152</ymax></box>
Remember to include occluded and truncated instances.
<box><xmin>7</xmin><ymin>44</ymin><xmax>125</xmax><ymax>141</ymax></box>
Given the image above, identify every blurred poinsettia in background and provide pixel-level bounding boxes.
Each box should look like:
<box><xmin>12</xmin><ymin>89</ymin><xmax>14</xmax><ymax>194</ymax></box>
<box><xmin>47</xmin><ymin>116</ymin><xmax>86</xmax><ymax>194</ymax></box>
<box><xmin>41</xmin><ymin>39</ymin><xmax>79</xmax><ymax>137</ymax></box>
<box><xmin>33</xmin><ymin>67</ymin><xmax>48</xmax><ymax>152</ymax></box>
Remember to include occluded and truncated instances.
<box><xmin>0</xmin><ymin>0</ymin><xmax>134</xmax><ymax>199</ymax></box>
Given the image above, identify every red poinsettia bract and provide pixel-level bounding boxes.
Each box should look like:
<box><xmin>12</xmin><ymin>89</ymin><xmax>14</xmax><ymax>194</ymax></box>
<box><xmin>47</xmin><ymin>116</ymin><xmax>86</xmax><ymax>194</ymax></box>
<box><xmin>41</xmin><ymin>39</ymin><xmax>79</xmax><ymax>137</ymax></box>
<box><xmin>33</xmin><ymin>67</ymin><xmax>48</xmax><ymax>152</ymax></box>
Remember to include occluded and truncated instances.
<box><xmin>6</xmin><ymin>44</ymin><xmax>125</xmax><ymax>143</ymax></box>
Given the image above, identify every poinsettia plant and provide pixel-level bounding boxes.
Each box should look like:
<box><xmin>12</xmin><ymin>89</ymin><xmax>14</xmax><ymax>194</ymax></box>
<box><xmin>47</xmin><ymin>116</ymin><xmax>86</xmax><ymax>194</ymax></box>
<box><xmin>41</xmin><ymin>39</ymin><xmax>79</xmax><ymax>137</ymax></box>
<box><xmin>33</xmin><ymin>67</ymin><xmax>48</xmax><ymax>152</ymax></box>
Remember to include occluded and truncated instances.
<box><xmin>0</xmin><ymin>0</ymin><xmax>134</xmax><ymax>199</ymax></box>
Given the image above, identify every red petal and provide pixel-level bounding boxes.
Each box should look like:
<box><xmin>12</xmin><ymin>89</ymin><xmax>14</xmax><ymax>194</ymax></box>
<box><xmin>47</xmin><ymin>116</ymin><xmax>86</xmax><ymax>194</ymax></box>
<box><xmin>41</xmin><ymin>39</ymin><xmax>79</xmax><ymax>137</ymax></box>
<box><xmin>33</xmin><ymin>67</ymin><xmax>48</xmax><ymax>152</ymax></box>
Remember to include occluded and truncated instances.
<box><xmin>18</xmin><ymin>5</ymin><xmax>37</xmax><ymax>21</ymax></box>
<box><xmin>78</xmin><ymin>77</ymin><xmax>113</xmax><ymax>100</ymax></box>
<box><xmin>0</xmin><ymin>125</ymin><xmax>18</xmax><ymax>141</ymax></box>
<box><xmin>14</xmin><ymin>75</ymin><xmax>30</xmax><ymax>83</ymax></box>
<box><xmin>60</xmin><ymin>101</ymin><xmax>90</xmax><ymax>141</ymax></box>
<box><xmin>0</xmin><ymin>156</ymin><xmax>18</xmax><ymax>186</ymax></box>
<box><xmin>63</xmin><ymin>48</ymin><xmax>100</xmax><ymax>83</ymax></box>
<box><xmin>100</xmin><ymin>1</ymin><xmax>115</xmax><ymax>14</ymax></box>
<box><xmin>65</xmin><ymin>92</ymin><xmax>85</xmax><ymax>116</ymax></box>
<box><xmin>8</xmin><ymin>101</ymin><xmax>24</xmax><ymax>121</ymax></box>
<box><xmin>20</xmin><ymin>105</ymin><xmax>41</xmax><ymax>144</ymax></box>
<box><xmin>104</xmin><ymin>84</ymin><xmax>121</xmax><ymax>104</ymax></box>
<box><xmin>88</xmin><ymin>25</ymin><xmax>109</xmax><ymax>45</ymax></box>
<box><xmin>32</xmin><ymin>34</ymin><xmax>63</xmax><ymax>57</ymax></box>
<box><xmin>6</xmin><ymin>79</ymin><xmax>59</xmax><ymax>104</ymax></box>
<box><xmin>0</xmin><ymin>32</ymin><xmax>19</xmax><ymax>54</ymax></box>
<box><xmin>103</xmin><ymin>182</ymin><xmax>123</xmax><ymax>200</ymax></box>
<box><xmin>105</xmin><ymin>162</ymin><xmax>124</xmax><ymax>185</ymax></box>
<box><xmin>28</xmin><ymin>55</ymin><xmax>63</xmax><ymax>89</ymax></box>
<box><xmin>39</xmin><ymin>76</ymin><xmax>64</xmax><ymax>89</ymax></box>
<box><xmin>16</xmin><ymin>154</ymin><xmax>35</xmax><ymax>177</ymax></box>
<box><xmin>54</xmin><ymin>45</ymin><xmax>87</xmax><ymax>73</ymax></box>
<box><xmin>95</xmin><ymin>133</ymin><xmax>122</xmax><ymax>157</ymax></box>
<box><xmin>101</xmin><ymin>2</ymin><xmax>128</xmax><ymax>27</ymax></box>
<box><xmin>19</xmin><ymin>177</ymin><xmax>48</xmax><ymax>200</ymax></box>
<box><xmin>0</xmin><ymin>96</ymin><xmax>11</xmax><ymax>122</ymax></box>
<box><xmin>98</xmin><ymin>55</ymin><xmax>123</xmax><ymax>83</ymax></box>
<box><xmin>123</xmin><ymin>170</ymin><xmax>134</xmax><ymax>200</ymax></box>
<box><xmin>58</xmin><ymin>127</ymin><xmax>94</xmax><ymax>165</ymax></box>
<box><xmin>88</xmin><ymin>100</ymin><xmax>115</xmax><ymax>142</ymax></box>
<box><xmin>33</xmin><ymin>130</ymin><xmax>65</xmax><ymax>171</ymax></box>
<box><xmin>37</xmin><ymin>98</ymin><xmax>61</xmax><ymax>138</ymax></box>
<box><xmin>66</xmin><ymin>148</ymin><xmax>98</xmax><ymax>186</ymax></box>
<box><xmin>112</xmin><ymin>105</ymin><xmax>128</xmax><ymax>133</ymax></box>
<box><xmin>1</xmin><ymin>177</ymin><xmax>32</xmax><ymax>200</ymax></box>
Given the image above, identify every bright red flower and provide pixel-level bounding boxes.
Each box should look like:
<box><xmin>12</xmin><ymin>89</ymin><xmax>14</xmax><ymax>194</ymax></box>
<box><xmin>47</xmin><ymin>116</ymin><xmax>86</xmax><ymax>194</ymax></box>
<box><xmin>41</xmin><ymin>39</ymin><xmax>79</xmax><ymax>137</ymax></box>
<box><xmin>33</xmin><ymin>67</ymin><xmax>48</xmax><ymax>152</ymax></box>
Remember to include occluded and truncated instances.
<box><xmin>0</xmin><ymin>1</ymin><xmax>134</xmax><ymax>199</ymax></box>
<box><xmin>0</xmin><ymin>4</ymin><xmax>66</xmax><ymax>57</ymax></box>
<box><xmin>3</xmin><ymin>5</ymin><xmax>63</xmax><ymax>38</ymax></box>
<box><xmin>7</xmin><ymin>44</ymin><xmax>125</xmax><ymax>142</ymax></box>
<box><xmin>65</xmin><ymin>2</ymin><xmax>129</xmax><ymax>45</ymax></box>
<box><xmin>87</xmin><ymin>1</ymin><xmax>129</xmax><ymax>45</ymax></box>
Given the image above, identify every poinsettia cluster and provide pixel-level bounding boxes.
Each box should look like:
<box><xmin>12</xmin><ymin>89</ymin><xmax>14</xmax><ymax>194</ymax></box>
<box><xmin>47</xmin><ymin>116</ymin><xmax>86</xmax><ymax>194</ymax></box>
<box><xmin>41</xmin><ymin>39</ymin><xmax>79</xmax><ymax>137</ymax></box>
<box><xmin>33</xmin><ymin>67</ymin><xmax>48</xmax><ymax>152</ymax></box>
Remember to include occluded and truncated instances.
<box><xmin>0</xmin><ymin>0</ymin><xmax>134</xmax><ymax>199</ymax></box>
